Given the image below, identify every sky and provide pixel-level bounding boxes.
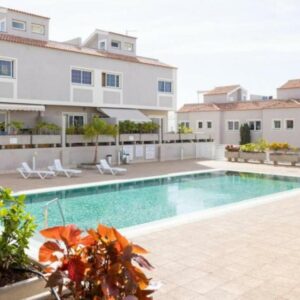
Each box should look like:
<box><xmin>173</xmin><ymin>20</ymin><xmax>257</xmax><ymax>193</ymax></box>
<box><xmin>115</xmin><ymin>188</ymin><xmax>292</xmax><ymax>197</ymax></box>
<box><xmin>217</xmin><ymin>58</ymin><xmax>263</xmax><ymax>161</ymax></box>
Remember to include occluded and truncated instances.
<box><xmin>2</xmin><ymin>0</ymin><xmax>300</xmax><ymax>108</ymax></box>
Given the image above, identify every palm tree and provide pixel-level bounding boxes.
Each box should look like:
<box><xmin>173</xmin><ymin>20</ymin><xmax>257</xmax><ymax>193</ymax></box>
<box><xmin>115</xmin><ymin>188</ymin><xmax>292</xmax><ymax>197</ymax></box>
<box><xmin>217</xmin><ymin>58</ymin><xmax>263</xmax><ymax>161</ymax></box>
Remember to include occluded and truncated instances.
<box><xmin>84</xmin><ymin>117</ymin><xmax>118</xmax><ymax>164</ymax></box>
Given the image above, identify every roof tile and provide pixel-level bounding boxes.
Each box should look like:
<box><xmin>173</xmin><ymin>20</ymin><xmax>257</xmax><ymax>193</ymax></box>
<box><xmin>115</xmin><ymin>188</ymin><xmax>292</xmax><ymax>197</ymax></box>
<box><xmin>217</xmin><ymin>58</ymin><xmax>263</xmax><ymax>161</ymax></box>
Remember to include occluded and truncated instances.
<box><xmin>278</xmin><ymin>79</ymin><xmax>300</xmax><ymax>89</ymax></box>
<box><xmin>0</xmin><ymin>33</ymin><xmax>175</xmax><ymax>69</ymax></box>
<box><xmin>178</xmin><ymin>99</ymin><xmax>300</xmax><ymax>113</ymax></box>
<box><xmin>204</xmin><ymin>85</ymin><xmax>240</xmax><ymax>96</ymax></box>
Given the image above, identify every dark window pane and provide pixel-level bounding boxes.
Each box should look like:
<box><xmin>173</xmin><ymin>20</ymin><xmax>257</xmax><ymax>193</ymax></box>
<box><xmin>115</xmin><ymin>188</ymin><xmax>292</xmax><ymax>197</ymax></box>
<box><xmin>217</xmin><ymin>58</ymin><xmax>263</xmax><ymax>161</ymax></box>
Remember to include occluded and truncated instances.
<box><xmin>158</xmin><ymin>81</ymin><xmax>164</xmax><ymax>92</ymax></box>
<box><xmin>165</xmin><ymin>82</ymin><xmax>172</xmax><ymax>92</ymax></box>
<box><xmin>0</xmin><ymin>60</ymin><xmax>12</xmax><ymax>77</ymax></box>
<box><xmin>72</xmin><ymin>70</ymin><xmax>81</xmax><ymax>83</ymax></box>
<box><xmin>82</xmin><ymin>71</ymin><xmax>92</xmax><ymax>84</ymax></box>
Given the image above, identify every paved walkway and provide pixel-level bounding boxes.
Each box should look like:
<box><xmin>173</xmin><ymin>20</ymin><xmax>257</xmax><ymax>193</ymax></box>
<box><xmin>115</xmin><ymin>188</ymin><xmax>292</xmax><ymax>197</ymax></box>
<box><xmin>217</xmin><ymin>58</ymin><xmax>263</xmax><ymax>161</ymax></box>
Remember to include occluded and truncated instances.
<box><xmin>3</xmin><ymin>160</ymin><xmax>300</xmax><ymax>299</ymax></box>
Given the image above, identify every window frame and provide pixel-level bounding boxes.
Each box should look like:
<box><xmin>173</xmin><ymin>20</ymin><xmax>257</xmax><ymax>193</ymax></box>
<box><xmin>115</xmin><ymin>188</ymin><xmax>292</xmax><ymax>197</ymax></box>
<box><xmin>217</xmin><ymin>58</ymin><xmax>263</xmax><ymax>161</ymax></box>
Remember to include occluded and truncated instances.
<box><xmin>98</xmin><ymin>39</ymin><xmax>107</xmax><ymax>51</ymax></box>
<box><xmin>0</xmin><ymin>59</ymin><xmax>14</xmax><ymax>78</ymax></box>
<box><xmin>197</xmin><ymin>121</ymin><xmax>203</xmax><ymax>129</ymax></box>
<box><xmin>12</xmin><ymin>19</ymin><xmax>26</xmax><ymax>31</ymax></box>
<box><xmin>65</xmin><ymin>112</ymin><xmax>87</xmax><ymax>128</ymax></box>
<box><xmin>227</xmin><ymin>120</ymin><xmax>240</xmax><ymax>131</ymax></box>
<box><xmin>71</xmin><ymin>68</ymin><xmax>93</xmax><ymax>86</ymax></box>
<box><xmin>206</xmin><ymin>121</ymin><xmax>212</xmax><ymax>129</ymax></box>
<box><xmin>102</xmin><ymin>72</ymin><xmax>122</xmax><ymax>89</ymax></box>
<box><xmin>179</xmin><ymin>121</ymin><xmax>190</xmax><ymax>128</ymax></box>
<box><xmin>31</xmin><ymin>23</ymin><xmax>45</xmax><ymax>35</ymax></box>
<box><xmin>124</xmin><ymin>42</ymin><xmax>134</xmax><ymax>52</ymax></box>
<box><xmin>272</xmin><ymin>119</ymin><xmax>282</xmax><ymax>130</ymax></box>
<box><xmin>248</xmin><ymin>119</ymin><xmax>262</xmax><ymax>131</ymax></box>
<box><xmin>285</xmin><ymin>119</ymin><xmax>295</xmax><ymax>130</ymax></box>
<box><xmin>0</xmin><ymin>18</ymin><xmax>6</xmax><ymax>32</ymax></box>
<box><xmin>111</xmin><ymin>40</ymin><xmax>121</xmax><ymax>49</ymax></box>
<box><xmin>158</xmin><ymin>80</ymin><xmax>173</xmax><ymax>93</ymax></box>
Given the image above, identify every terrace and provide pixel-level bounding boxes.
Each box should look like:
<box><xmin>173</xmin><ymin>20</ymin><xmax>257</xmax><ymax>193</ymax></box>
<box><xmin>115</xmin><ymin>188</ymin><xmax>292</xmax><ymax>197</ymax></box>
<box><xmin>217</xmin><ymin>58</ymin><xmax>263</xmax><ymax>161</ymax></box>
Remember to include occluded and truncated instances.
<box><xmin>2</xmin><ymin>159</ymin><xmax>300</xmax><ymax>299</ymax></box>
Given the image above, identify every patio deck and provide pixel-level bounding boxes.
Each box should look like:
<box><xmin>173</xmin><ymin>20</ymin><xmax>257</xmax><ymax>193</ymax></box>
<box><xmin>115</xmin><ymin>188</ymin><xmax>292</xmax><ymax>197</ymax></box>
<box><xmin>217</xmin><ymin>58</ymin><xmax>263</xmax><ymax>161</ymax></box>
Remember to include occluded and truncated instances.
<box><xmin>2</xmin><ymin>160</ymin><xmax>300</xmax><ymax>299</ymax></box>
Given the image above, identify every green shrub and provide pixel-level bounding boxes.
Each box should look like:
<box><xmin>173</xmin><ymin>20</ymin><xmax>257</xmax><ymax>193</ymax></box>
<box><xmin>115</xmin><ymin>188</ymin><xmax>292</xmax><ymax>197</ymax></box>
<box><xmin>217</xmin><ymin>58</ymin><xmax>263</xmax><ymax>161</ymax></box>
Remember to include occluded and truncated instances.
<box><xmin>34</xmin><ymin>121</ymin><xmax>60</xmax><ymax>135</ymax></box>
<box><xmin>240</xmin><ymin>143</ymin><xmax>257</xmax><ymax>152</ymax></box>
<box><xmin>240</xmin><ymin>123</ymin><xmax>251</xmax><ymax>145</ymax></box>
<box><xmin>178</xmin><ymin>124</ymin><xmax>193</xmax><ymax>134</ymax></box>
<box><xmin>119</xmin><ymin>120</ymin><xmax>160</xmax><ymax>134</ymax></box>
<box><xmin>8</xmin><ymin>121</ymin><xmax>24</xmax><ymax>134</ymax></box>
<box><xmin>0</xmin><ymin>188</ymin><xmax>36</xmax><ymax>270</ymax></box>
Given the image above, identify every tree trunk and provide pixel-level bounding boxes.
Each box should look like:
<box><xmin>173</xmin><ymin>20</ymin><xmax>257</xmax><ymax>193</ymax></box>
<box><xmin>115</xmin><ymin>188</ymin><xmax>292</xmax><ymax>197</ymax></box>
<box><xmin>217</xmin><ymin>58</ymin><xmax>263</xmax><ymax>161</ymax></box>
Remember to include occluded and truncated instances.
<box><xmin>94</xmin><ymin>135</ymin><xmax>99</xmax><ymax>164</ymax></box>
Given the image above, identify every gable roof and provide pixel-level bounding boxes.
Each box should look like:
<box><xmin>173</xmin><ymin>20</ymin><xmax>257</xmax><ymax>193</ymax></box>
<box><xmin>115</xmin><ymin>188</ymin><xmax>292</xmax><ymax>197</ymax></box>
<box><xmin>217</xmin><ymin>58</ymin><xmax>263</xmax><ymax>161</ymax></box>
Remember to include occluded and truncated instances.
<box><xmin>178</xmin><ymin>99</ymin><xmax>300</xmax><ymax>113</ymax></box>
<box><xmin>204</xmin><ymin>85</ymin><xmax>240</xmax><ymax>96</ymax></box>
<box><xmin>1</xmin><ymin>7</ymin><xmax>50</xmax><ymax>19</ymax></box>
<box><xmin>0</xmin><ymin>33</ymin><xmax>175</xmax><ymax>69</ymax></box>
<box><xmin>278</xmin><ymin>79</ymin><xmax>300</xmax><ymax>89</ymax></box>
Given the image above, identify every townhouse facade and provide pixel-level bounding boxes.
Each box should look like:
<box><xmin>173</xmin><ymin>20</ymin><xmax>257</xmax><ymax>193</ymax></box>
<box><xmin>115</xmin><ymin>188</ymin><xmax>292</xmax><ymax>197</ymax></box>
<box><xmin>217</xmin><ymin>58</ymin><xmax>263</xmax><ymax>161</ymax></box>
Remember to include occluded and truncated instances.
<box><xmin>0</xmin><ymin>7</ymin><xmax>177</xmax><ymax>136</ymax></box>
<box><xmin>178</xmin><ymin>82</ymin><xmax>300</xmax><ymax>147</ymax></box>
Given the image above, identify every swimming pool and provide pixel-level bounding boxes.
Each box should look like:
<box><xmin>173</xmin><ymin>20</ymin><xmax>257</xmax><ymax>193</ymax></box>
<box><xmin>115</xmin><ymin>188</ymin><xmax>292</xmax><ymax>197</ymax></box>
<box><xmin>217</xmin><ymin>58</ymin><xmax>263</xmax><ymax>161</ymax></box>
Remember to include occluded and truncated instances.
<box><xmin>24</xmin><ymin>171</ymin><xmax>300</xmax><ymax>230</ymax></box>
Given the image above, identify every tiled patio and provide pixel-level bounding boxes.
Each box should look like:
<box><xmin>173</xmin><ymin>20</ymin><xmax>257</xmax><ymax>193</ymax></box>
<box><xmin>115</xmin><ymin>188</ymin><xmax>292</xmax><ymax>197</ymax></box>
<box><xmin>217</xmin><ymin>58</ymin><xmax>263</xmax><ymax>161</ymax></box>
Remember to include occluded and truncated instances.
<box><xmin>2</xmin><ymin>159</ymin><xmax>300</xmax><ymax>299</ymax></box>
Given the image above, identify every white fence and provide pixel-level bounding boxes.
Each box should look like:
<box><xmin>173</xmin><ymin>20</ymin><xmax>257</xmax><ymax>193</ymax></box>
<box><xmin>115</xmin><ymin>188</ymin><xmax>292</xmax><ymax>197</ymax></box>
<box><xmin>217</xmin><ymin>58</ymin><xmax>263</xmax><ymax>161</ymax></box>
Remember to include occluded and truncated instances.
<box><xmin>0</xmin><ymin>142</ymin><xmax>216</xmax><ymax>173</ymax></box>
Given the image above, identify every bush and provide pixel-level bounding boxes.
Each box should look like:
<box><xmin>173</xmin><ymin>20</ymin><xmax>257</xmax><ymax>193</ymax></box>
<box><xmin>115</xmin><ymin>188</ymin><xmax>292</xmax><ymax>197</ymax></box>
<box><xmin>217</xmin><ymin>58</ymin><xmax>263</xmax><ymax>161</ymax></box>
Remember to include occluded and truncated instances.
<box><xmin>178</xmin><ymin>124</ymin><xmax>193</xmax><ymax>134</ymax></box>
<box><xmin>269</xmin><ymin>142</ymin><xmax>290</xmax><ymax>151</ymax></box>
<box><xmin>66</xmin><ymin>126</ymin><xmax>84</xmax><ymax>135</ymax></box>
<box><xmin>225</xmin><ymin>145</ymin><xmax>240</xmax><ymax>152</ymax></box>
<box><xmin>0</xmin><ymin>188</ymin><xmax>36</xmax><ymax>271</ymax></box>
<box><xmin>240</xmin><ymin>143</ymin><xmax>257</xmax><ymax>152</ymax></box>
<box><xmin>119</xmin><ymin>120</ymin><xmax>160</xmax><ymax>134</ymax></box>
<box><xmin>34</xmin><ymin>121</ymin><xmax>61</xmax><ymax>135</ymax></box>
<box><xmin>240</xmin><ymin>123</ymin><xmax>251</xmax><ymax>145</ymax></box>
<box><xmin>39</xmin><ymin>224</ymin><xmax>155</xmax><ymax>299</ymax></box>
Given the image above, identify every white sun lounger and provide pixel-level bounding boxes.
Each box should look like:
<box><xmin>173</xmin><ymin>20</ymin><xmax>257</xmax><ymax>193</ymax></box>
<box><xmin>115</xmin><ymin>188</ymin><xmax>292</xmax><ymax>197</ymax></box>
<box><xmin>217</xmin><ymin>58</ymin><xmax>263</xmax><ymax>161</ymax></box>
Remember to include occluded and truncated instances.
<box><xmin>96</xmin><ymin>159</ymin><xmax>127</xmax><ymax>175</ymax></box>
<box><xmin>17</xmin><ymin>162</ymin><xmax>55</xmax><ymax>179</ymax></box>
<box><xmin>49</xmin><ymin>159</ymin><xmax>82</xmax><ymax>178</ymax></box>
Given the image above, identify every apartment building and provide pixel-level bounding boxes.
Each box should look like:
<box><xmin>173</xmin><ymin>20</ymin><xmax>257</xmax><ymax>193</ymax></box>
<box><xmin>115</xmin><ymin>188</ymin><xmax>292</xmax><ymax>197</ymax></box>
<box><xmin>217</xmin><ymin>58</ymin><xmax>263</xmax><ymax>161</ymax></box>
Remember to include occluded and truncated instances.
<box><xmin>0</xmin><ymin>7</ymin><xmax>177</xmax><ymax>135</ymax></box>
<box><xmin>178</xmin><ymin>81</ymin><xmax>300</xmax><ymax>147</ymax></box>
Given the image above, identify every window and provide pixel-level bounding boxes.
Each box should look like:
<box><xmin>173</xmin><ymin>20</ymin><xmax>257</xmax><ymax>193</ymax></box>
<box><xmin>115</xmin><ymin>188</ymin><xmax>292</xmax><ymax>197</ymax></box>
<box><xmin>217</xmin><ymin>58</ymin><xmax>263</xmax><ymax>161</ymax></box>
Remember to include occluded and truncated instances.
<box><xmin>198</xmin><ymin>121</ymin><xmax>203</xmax><ymax>129</ymax></box>
<box><xmin>68</xmin><ymin>114</ymin><xmax>85</xmax><ymax>128</ymax></box>
<box><xmin>31</xmin><ymin>23</ymin><xmax>45</xmax><ymax>35</ymax></box>
<box><xmin>286</xmin><ymin>119</ymin><xmax>294</xmax><ymax>130</ymax></box>
<box><xmin>124</xmin><ymin>42</ymin><xmax>134</xmax><ymax>52</ymax></box>
<box><xmin>0</xmin><ymin>19</ymin><xmax>6</xmax><ymax>32</ymax></box>
<box><xmin>98</xmin><ymin>40</ymin><xmax>107</xmax><ymax>50</ymax></box>
<box><xmin>248</xmin><ymin>120</ymin><xmax>261</xmax><ymax>131</ymax></box>
<box><xmin>111</xmin><ymin>40</ymin><xmax>121</xmax><ymax>49</ymax></box>
<box><xmin>0</xmin><ymin>60</ymin><xmax>14</xmax><ymax>78</ymax></box>
<box><xmin>207</xmin><ymin>121</ymin><xmax>212</xmax><ymax>129</ymax></box>
<box><xmin>179</xmin><ymin>121</ymin><xmax>190</xmax><ymax>128</ymax></box>
<box><xmin>273</xmin><ymin>120</ymin><xmax>281</xmax><ymax>130</ymax></box>
<box><xmin>12</xmin><ymin>20</ymin><xmax>26</xmax><ymax>31</ymax></box>
<box><xmin>227</xmin><ymin>120</ymin><xmax>239</xmax><ymax>131</ymax></box>
<box><xmin>102</xmin><ymin>73</ymin><xmax>121</xmax><ymax>88</ymax></box>
<box><xmin>71</xmin><ymin>69</ymin><xmax>92</xmax><ymax>85</ymax></box>
<box><xmin>158</xmin><ymin>80</ymin><xmax>172</xmax><ymax>93</ymax></box>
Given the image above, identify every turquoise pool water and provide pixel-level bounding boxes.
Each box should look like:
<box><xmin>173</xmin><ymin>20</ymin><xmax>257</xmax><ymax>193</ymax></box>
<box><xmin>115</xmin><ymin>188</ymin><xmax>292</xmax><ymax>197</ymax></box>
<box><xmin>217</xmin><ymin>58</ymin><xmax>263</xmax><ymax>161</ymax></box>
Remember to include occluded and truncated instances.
<box><xmin>24</xmin><ymin>171</ymin><xmax>300</xmax><ymax>230</ymax></box>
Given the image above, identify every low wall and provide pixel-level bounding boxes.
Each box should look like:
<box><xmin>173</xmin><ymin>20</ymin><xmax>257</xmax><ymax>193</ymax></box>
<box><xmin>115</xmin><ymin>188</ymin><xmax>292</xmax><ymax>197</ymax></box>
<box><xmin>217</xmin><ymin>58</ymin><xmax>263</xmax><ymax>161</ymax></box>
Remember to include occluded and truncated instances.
<box><xmin>0</xmin><ymin>142</ymin><xmax>216</xmax><ymax>173</ymax></box>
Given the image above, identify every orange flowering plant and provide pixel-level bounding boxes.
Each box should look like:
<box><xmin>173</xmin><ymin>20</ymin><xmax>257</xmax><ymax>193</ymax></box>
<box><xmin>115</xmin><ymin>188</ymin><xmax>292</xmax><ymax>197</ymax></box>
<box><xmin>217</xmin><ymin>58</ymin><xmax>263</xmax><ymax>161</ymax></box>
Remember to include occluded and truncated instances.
<box><xmin>39</xmin><ymin>224</ymin><xmax>154</xmax><ymax>300</ymax></box>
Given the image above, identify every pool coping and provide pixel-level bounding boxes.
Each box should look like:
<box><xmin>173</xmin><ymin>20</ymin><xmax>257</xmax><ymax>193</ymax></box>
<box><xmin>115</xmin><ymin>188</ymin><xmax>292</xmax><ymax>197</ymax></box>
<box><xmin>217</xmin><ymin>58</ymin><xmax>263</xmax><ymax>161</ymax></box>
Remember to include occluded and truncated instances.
<box><xmin>21</xmin><ymin>167</ymin><xmax>300</xmax><ymax>260</ymax></box>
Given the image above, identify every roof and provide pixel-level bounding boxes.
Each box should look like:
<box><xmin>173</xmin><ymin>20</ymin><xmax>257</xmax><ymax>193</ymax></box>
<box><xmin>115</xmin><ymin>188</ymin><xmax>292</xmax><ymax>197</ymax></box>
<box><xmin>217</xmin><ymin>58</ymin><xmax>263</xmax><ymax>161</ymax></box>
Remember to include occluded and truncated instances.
<box><xmin>0</xmin><ymin>33</ymin><xmax>175</xmax><ymax>69</ymax></box>
<box><xmin>3</xmin><ymin>7</ymin><xmax>50</xmax><ymax>19</ymax></box>
<box><xmin>278</xmin><ymin>79</ymin><xmax>300</xmax><ymax>90</ymax></box>
<box><xmin>178</xmin><ymin>99</ymin><xmax>300</xmax><ymax>113</ymax></box>
<box><xmin>204</xmin><ymin>85</ymin><xmax>240</xmax><ymax>96</ymax></box>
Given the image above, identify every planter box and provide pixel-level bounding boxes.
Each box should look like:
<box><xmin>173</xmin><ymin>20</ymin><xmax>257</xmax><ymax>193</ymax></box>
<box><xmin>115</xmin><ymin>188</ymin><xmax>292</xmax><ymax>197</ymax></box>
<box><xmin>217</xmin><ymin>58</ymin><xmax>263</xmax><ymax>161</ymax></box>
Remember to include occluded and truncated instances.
<box><xmin>0</xmin><ymin>135</ymin><xmax>31</xmax><ymax>146</ymax></box>
<box><xmin>239</xmin><ymin>152</ymin><xmax>266</xmax><ymax>163</ymax></box>
<box><xmin>163</xmin><ymin>133</ymin><xmax>179</xmax><ymax>142</ymax></box>
<box><xmin>66</xmin><ymin>134</ymin><xmax>89</xmax><ymax>145</ymax></box>
<box><xmin>225</xmin><ymin>151</ymin><xmax>239</xmax><ymax>162</ymax></box>
<box><xmin>179</xmin><ymin>133</ymin><xmax>195</xmax><ymax>141</ymax></box>
<box><xmin>195</xmin><ymin>132</ymin><xmax>211</xmax><ymax>141</ymax></box>
<box><xmin>119</xmin><ymin>134</ymin><xmax>140</xmax><ymax>143</ymax></box>
<box><xmin>0</xmin><ymin>276</ymin><xmax>46</xmax><ymax>299</ymax></box>
<box><xmin>269</xmin><ymin>152</ymin><xmax>299</xmax><ymax>166</ymax></box>
<box><xmin>32</xmin><ymin>135</ymin><xmax>61</xmax><ymax>145</ymax></box>
<box><xmin>140</xmin><ymin>134</ymin><xmax>159</xmax><ymax>142</ymax></box>
<box><xmin>99</xmin><ymin>135</ymin><xmax>115</xmax><ymax>143</ymax></box>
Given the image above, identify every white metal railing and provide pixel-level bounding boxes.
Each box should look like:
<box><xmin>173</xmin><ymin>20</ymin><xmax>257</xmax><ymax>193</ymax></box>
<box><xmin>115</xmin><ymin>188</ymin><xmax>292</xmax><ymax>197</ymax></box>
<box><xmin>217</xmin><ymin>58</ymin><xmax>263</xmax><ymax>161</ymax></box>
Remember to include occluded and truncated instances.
<box><xmin>43</xmin><ymin>198</ymin><xmax>66</xmax><ymax>228</ymax></box>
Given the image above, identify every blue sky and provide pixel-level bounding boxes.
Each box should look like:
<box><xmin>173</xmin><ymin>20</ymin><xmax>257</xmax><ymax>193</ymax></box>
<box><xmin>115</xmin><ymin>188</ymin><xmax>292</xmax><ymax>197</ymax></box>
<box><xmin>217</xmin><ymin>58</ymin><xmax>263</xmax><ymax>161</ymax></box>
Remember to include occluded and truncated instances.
<box><xmin>2</xmin><ymin>0</ymin><xmax>300</xmax><ymax>107</ymax></box>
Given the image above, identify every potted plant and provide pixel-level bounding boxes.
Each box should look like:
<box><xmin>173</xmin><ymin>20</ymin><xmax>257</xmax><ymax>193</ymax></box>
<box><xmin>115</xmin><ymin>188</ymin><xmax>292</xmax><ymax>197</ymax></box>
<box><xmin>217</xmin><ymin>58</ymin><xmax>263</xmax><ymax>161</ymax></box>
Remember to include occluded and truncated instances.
<box><xmin>8</xmin><ymin>121</ymin><xmax>24</xmax><ymax>135</ymax></box>
<box><xmin>39</xmin><ymin>223</ymin><xmax>155</xmax><ymax>299</ymax></box>
<box><xmin>0</xmin><ymin>188</ymin><xmax>55</xmax><ymax>299</ymax></box>
<box><xmin>82</xmin><ymin>117</ymin><xmax>118</xmax><ymax>167</ymax></box>
<box><xmin>225</xmin><ymin>145</ymin><xmax>240</xmax><ymax>162</ymax></box>
<box><xmin>239</xmin><ymin>140</ymin><xmax>267</xmax><ymax>163</ymax></box>
<box><xmin>269</xmin><ymin>142</ymin><xmax>299</xmax><ymax>166</ymax></box>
